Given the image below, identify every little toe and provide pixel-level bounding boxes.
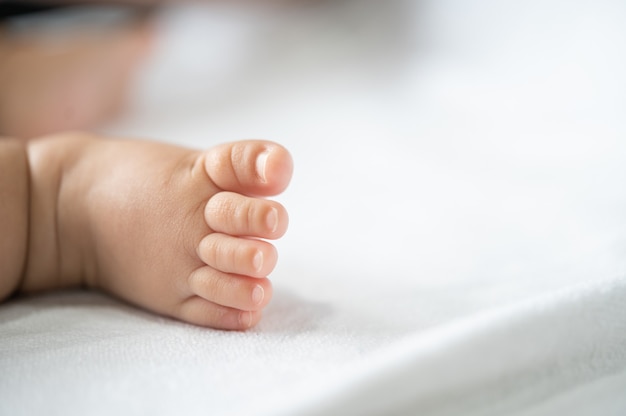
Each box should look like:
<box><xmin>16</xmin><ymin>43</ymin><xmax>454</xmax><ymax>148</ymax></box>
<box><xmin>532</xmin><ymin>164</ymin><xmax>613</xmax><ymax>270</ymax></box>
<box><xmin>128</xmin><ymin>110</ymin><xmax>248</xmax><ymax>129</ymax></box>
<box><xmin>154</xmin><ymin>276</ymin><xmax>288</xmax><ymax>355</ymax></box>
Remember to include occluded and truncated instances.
<box><xmin>198</xmin><ymin>233</ymin><xmax>278</xmax><ymax>278</ymax></box>
<box><xmin>188</xmin><ymin>266</ymin><xmax>273</xmax><ymax>312</ymax></box>
<box><xmin>203</xmin><ymin>140</ymin><xmax>293</xmax><ymax>196</ymax></box>
<box><xmin>205</xmin><ymin>192</ymin><xmax>288</xmax><ymax>239</ymax></box>
<box><xmin>179</xmin><ymin>297</ymin><xmax>263</xmax><ymax>330</ymax></box>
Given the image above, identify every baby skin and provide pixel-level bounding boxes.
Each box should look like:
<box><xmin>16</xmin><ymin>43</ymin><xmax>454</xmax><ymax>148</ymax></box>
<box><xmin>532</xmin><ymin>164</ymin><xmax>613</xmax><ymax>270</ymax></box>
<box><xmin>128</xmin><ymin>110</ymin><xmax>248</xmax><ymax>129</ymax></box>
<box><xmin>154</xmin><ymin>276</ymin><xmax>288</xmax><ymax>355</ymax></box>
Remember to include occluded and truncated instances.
<box><xmin>0</xmin><ymin>133</ymin><xmax>293</xmax><ymax>330</ymax></box>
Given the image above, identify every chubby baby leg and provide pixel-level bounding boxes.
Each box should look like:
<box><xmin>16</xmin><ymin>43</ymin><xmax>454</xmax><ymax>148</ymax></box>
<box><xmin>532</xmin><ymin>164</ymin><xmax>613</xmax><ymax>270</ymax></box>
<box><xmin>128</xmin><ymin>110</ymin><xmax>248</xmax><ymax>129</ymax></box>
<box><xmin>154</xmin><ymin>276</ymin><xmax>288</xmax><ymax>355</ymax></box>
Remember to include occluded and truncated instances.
<box><xmin>6</xmin><ymin>133</ymin><xmax>293</xmax><ymax>330</ymax></box>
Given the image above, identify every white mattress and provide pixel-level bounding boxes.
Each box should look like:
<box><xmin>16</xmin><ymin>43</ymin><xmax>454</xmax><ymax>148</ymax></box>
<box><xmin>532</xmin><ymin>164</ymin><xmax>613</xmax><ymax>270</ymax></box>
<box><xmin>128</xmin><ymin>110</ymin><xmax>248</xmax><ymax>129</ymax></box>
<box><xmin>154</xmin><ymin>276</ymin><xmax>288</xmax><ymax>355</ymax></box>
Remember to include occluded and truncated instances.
<box><xmin>2</xmin><ymin>1</ymin><xmax>626</xmax><ymax>415</ymax></box>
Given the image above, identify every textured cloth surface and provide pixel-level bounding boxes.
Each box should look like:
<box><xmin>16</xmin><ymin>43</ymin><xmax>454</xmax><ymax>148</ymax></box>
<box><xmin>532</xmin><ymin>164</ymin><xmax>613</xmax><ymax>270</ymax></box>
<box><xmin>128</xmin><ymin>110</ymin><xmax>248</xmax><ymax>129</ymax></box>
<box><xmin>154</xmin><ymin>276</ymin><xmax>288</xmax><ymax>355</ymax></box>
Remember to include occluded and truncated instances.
<box><xmin>2</xmin><ymin>1</ymin><xmax>626</xmax><ymax>415</ymax></box>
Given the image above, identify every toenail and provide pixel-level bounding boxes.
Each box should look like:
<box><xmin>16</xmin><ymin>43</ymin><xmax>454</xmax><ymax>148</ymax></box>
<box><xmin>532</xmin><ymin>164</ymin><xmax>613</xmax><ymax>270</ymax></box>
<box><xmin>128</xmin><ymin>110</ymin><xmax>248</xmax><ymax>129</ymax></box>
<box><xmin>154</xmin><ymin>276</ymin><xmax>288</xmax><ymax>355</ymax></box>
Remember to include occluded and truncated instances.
<box><xmin>252</xmin><ymin>285</ymin><xmax>264</xmax><ymax>305</ymax></box>
<box><xmin>239</xmin><ymin>311</ymin><xmax>252</xmax><ymax>328</ymax></box>
<box><xmin>256</xmin><ymin>149</ymin><xmax>270</xmax><ymax>183</ymax></box>
<box><xmin>253</xmin><ymin>250</ymin><xmax>264</xmax><ymax>273</ymax></box>
<box><xmin>266</xmin><ymin>208</ymin><xmax>278</xmax><ymax>233</ymax></box>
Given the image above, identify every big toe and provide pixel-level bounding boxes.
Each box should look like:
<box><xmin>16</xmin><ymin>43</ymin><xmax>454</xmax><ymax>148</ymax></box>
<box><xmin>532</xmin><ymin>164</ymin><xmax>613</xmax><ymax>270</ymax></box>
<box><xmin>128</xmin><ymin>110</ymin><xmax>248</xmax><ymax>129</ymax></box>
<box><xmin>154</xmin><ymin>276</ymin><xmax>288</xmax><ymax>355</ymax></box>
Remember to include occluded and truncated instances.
<box><xmin>204</xmin><ymin>140</ymin><xmax>293</xmax><ymax>196</ymax></box>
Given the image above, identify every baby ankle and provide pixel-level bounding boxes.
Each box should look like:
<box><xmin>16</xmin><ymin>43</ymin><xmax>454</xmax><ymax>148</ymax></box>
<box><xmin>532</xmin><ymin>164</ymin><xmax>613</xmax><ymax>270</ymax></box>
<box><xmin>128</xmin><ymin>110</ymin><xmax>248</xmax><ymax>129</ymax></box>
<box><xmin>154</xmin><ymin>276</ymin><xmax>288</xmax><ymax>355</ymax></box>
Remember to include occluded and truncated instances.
<box><xmin>0</xmin><ymin>137</ymin><xmax>29</xmax><ymax>301</ymax></box>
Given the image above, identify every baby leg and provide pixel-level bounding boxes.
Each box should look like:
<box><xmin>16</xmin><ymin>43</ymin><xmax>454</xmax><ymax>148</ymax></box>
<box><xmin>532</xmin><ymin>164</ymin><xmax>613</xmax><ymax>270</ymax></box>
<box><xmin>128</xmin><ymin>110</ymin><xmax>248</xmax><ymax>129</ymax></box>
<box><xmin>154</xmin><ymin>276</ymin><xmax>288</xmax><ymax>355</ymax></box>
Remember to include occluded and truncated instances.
<box><xmin>4</xmin><ymin>133</ymin><xmax>293</xmax><ymax>330</ymax></box>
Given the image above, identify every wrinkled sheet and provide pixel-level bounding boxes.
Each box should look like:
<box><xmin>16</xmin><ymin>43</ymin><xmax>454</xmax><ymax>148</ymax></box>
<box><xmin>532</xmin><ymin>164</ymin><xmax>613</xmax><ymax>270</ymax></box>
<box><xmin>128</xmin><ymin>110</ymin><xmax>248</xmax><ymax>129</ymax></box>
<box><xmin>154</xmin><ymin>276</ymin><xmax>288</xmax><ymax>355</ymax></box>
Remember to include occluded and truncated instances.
<box><xmin>2</xmin><ymin>1</ymin><xmax>626</xmax><ymax>415</ymax></box>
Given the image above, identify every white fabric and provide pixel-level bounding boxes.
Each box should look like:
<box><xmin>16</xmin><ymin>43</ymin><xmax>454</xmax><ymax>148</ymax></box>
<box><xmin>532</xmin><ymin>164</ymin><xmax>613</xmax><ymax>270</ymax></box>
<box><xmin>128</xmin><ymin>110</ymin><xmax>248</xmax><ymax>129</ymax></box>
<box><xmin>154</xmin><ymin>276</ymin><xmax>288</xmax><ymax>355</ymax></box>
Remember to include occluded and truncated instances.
<box><xmin>2</xmin><ymin>1</ymin><xmax>626</xmax><ymax>415</ymax></box>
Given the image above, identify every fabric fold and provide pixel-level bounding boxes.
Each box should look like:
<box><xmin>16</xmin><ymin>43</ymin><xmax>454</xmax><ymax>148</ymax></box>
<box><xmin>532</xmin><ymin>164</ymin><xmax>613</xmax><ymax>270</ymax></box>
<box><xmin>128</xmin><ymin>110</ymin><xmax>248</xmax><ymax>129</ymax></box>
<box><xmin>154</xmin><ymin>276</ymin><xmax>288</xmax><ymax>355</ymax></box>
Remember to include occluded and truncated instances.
<box><xmin>267</xmin><ymin>276</ymin><xmax>626</xmax><ymax>416</ymax></box>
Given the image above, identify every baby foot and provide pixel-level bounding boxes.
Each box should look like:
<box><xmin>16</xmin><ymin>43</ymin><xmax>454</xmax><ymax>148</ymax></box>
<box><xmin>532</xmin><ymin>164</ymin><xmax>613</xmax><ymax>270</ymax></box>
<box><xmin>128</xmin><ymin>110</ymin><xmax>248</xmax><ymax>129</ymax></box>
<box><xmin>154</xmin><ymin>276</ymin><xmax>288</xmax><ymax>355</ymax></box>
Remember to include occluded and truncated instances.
<box><xmin>24</xmin><ymin>133</ymin><xmax>293</xmax><ymax>330</ymax></box>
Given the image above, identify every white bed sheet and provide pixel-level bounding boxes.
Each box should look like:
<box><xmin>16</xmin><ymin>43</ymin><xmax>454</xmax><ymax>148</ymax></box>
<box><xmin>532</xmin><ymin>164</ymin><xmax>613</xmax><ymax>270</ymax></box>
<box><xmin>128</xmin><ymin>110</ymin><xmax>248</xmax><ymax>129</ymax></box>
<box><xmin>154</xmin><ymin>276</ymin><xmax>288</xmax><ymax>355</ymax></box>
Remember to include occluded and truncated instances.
<box><xmin>2</xmin><ymin>1</ymin><xmax>626</xmax><ymax>415</ymax></box>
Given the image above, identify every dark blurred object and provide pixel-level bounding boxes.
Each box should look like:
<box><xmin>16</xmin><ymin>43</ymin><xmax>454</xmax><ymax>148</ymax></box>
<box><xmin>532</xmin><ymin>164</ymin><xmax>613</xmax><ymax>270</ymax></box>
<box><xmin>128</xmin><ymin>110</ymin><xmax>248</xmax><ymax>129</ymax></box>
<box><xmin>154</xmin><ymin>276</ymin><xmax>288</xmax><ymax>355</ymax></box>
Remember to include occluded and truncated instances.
<box><xmin>0</xmin><ymin>2</ymin><xmax>155</xmax><ymax>36</ymax></box>
<box><xmin>0</xmin><ymin>2</ymin><xmax>69</xmax><ymax>19</ymax></box>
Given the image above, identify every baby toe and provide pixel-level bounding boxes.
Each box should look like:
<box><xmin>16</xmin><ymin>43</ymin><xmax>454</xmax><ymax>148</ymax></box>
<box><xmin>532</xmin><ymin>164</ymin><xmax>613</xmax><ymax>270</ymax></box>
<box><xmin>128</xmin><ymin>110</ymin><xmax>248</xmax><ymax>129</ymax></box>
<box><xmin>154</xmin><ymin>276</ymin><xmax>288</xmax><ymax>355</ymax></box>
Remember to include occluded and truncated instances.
<box><xmin>188</xmin><ymin>266</ymin><xmax>273</xmax><ymax>312</ymax></box>
<box><xmin>179</xmin><ymin>297</ymin><xmax>263</xmax><ymax>330</ymax></box>
<box><xmin>205</xmin><ymin>192</ymin><xmax>288</xmax><ymax>239</ymax></box>
<box><xmin>198</xmin><ymin>233</ymin><xmax>278</xmax><ymax>278</ymax></box>
<box><xmin>203</xmin><ymin>140</ymin><xmax>293</xmax><ymax>197</ymax></box>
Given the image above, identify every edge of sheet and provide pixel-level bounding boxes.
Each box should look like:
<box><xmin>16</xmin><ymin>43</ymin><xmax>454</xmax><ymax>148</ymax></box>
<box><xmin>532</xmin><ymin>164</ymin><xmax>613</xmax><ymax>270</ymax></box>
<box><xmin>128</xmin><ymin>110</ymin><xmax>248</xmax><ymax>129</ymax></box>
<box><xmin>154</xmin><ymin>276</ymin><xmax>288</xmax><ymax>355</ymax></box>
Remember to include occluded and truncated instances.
<box><xmin>253</xmin><ymin>275</ymin><xmax>626</xmax><ymax>416</ymax></box>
